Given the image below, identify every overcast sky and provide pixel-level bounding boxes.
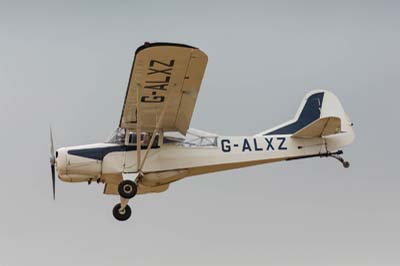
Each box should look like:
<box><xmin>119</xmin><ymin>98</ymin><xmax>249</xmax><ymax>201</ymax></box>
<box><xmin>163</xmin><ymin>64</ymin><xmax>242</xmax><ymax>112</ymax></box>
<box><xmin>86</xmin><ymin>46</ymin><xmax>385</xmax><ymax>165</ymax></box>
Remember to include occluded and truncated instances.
<box><xmin>0</xmin><ymin>0</ymin><xmax>399</xmax><ymax>265</ymax></box>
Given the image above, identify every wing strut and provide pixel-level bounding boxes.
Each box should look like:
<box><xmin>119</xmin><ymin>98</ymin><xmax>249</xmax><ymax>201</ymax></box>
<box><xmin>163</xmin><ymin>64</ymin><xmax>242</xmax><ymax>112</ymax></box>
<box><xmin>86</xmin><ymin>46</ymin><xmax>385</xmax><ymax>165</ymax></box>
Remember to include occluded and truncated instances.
<box><xmin>138</xmin><ymin>97</ymin><xmax>170</xmax><ymax>173</ymax></box>
<box><xmin>132</xmin><ymin>80</ymin><xmax>170</xmax><ymax>176</ymax></box>
<box><xmin>136</xmin><ymin>83</ymin><xmax>141</xmax><ymax>172</ymax></box>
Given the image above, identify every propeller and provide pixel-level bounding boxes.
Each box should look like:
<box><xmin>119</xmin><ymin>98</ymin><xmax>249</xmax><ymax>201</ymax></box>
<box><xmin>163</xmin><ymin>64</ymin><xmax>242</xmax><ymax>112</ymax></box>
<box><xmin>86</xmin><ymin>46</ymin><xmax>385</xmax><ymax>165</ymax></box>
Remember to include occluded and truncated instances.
<box><xmin>49</xmin><ymin>125</ymin><xmax>56</xmax><ymax>200</ymax></box>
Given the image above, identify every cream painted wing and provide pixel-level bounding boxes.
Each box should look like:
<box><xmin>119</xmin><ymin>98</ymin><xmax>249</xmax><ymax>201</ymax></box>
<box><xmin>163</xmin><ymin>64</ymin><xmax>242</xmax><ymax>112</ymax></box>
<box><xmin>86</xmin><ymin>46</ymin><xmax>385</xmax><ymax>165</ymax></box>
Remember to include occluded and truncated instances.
<box><xmin>119</xmin><ymin>43</ymin><xmax>208</xmax><ymax>135</ymax></box>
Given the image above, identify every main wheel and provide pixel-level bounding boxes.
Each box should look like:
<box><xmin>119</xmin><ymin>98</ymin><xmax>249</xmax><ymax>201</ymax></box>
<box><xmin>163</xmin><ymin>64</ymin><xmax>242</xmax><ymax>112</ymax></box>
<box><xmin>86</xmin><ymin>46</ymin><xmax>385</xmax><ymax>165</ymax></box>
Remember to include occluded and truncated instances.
<box><xmin>118</xmin><ymin>180</ymin><xmax>137</xmax><ymax>199</ymax></box>
<box><xmin>343</xmin><ymin>161</ymin><xmax>350</xmax><ymax>168</ymax></box>
<box><xmin>112</xmin><ymin>203</ymin><xmax>132</xmax><ymax>221</ymax></box>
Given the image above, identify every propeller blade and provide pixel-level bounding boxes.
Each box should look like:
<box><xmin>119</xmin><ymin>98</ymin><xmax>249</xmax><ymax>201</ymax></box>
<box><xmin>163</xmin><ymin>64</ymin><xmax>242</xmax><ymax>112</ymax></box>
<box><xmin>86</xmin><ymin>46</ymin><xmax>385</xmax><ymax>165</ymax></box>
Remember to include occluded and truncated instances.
<box><xmin>49</xmin><ymin>125</ymin><xmax>55</xmax><ymax>164</ymax></box>
<box><xmin>51</xmin><ymin>164</ymin><xmax>55</xmax><ymax>200</ymax></box>
<box><xmin>49</xmin><ymin>125</ymin><xmax>56</xmax><ymax>200</ymax></box>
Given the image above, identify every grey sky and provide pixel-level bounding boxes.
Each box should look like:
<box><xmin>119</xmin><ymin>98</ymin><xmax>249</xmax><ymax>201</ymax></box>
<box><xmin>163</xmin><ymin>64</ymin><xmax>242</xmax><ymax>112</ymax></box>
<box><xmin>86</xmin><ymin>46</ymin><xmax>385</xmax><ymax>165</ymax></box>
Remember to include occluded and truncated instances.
<box><xmin>0</xmin><ymin>0</ymin><xmax>399</xmax><ymax>265</ymax></box>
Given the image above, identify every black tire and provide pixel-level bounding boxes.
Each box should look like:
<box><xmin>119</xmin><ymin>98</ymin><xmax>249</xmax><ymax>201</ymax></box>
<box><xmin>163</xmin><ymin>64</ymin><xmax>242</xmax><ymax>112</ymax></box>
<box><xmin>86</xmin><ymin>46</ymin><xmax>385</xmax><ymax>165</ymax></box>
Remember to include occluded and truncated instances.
<box><xmin>118</xmin><ymin>180</ymin><xmax>137</xmax><ymax>199</ymax></box>
<box><xmin>112</xmin><ymin>203</ymin><xmax>132</xmax><ymax>221</ymax></box>
<box><xmin>343</xmin><ymin>161</ymin><xmax>350</xmax><ymax>168</ymax></box>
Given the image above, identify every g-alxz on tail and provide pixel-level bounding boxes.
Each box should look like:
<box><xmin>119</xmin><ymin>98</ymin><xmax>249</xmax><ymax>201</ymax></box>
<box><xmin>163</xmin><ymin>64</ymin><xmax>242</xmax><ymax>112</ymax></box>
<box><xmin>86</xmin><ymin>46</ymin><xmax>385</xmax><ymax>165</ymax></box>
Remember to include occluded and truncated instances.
<box><xmin>50</xmin><ymin>42</ymin><xmax>355</xmax><ymax>221</ymax></box>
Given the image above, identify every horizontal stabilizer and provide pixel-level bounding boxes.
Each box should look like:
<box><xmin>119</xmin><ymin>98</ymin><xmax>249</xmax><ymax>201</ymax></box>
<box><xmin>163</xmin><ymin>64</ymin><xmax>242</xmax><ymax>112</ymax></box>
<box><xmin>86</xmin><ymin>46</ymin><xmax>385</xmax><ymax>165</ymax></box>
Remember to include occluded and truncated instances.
<box><xmin>291</xmin><ymin>116</ymin><xmax>341</xmax><ymax>138</ymax></box>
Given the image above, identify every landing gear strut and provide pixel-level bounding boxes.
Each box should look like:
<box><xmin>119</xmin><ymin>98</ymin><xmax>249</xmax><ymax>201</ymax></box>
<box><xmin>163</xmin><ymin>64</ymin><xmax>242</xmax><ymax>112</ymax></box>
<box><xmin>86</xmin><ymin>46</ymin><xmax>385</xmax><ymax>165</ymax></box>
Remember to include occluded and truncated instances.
<box><xmin>112</xmin><ymin>174</ymin><xmax>140</xmax><ymax>221</ymax></box>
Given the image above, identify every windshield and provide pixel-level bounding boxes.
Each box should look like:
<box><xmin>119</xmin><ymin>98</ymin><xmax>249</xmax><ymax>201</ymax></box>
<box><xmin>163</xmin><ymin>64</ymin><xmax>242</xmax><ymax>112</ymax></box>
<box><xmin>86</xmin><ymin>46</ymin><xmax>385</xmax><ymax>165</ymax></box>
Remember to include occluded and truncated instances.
<box><xmin>106</xmin><ymin>128</ymin><xmax>126</xmax><ymax>144</ymax></box>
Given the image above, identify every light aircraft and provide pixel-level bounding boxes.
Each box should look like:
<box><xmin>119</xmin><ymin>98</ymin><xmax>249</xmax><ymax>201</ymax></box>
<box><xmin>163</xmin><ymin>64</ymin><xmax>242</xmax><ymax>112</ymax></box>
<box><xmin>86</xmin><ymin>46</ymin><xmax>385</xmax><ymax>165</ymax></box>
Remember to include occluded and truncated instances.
<box><xmin>49</xmin><ymin>42</ymin><xmax>355</xmax><ymax>221</ymax></box>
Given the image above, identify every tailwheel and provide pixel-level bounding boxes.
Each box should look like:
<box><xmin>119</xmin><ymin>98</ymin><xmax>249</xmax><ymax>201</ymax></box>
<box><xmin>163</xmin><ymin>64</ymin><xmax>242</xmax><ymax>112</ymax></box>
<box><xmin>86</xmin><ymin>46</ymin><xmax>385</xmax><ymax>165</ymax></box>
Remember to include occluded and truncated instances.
<box><xmin>112</xmin><ymin>203</ymin><xmax>132</xmax><ymax>221</ymax></box>
<box><xmin>327</xmin><ymin>150</ymin><xmax>350</xmax><ymax>168</ymax></box>
<box><xmin>118</xmin><ymin>180</ymin><xmax>137</xmax><ymax>199</ymax></box>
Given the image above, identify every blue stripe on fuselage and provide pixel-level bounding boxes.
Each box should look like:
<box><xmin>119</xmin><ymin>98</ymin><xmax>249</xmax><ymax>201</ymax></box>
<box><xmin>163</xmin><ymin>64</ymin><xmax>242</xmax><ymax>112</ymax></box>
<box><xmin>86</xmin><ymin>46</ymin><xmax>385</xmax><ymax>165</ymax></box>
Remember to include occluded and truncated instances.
<box><xmin>68</xmin><ymin>145</ymin><xmax>159</xmax><ymax>160</ymax></box>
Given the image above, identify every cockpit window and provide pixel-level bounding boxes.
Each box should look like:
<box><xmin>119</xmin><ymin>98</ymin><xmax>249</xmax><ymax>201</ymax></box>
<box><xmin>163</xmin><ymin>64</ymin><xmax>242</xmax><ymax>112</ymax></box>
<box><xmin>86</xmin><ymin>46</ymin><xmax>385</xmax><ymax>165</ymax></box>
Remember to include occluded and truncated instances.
<box><xmin>106</xmin><ymin>128</ymin><xmax>126</xmax><ymax>144</ymax></box>
<box><xmin>106</xmin><ymin>128</ymin><xmax>160</xmax><ymax>147</ymax></box>
<box><xmin>163</xmin><ymin>129</ymin><xmax>218</xmax><ymax>147</ymax></box>
<box><xmin>107</xmin><ymin>127</ymin><xmax>215</xmax><ymax>147</ymax></box>
<box><xmin>127</xmin><ymin>132</ymin><xmax>147</xmax><ymax>145</ymax></box>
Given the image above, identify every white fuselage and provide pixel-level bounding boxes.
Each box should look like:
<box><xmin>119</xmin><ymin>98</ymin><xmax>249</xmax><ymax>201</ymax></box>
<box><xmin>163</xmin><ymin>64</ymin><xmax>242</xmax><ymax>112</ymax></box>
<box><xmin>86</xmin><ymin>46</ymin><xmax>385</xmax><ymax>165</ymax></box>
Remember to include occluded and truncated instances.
<box><xmin>56</xmin><ymin>132</ymin><xmax>352</xmax><ymax>191</ymax></box>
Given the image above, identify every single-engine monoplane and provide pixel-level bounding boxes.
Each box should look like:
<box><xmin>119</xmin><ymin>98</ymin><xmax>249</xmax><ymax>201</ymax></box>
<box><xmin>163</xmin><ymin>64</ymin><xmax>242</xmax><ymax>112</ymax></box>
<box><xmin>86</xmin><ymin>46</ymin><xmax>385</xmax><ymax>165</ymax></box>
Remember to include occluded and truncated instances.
<box><xmin>49</xmin><ymin>42</ymin><xmax>355</xmax><ymax>221</ymax></box>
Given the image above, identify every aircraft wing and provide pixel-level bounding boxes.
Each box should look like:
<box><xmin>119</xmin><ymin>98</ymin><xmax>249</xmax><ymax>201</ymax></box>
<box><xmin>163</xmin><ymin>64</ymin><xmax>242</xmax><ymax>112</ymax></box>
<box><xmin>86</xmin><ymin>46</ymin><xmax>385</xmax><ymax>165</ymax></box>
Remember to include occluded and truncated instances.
<box><xmin>119</xmin><ymin>43</ymin><xmax>208</xmax><ymax>135</ymax></box>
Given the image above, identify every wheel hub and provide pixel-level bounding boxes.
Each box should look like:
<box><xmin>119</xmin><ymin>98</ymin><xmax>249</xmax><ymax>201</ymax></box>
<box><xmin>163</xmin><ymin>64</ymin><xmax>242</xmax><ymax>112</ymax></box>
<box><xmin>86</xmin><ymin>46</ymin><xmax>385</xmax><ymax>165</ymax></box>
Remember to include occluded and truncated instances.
<box><xmin>123</xmin><ymin>184</ymin><xmax>132</xmax><ymax>193</ymax></box>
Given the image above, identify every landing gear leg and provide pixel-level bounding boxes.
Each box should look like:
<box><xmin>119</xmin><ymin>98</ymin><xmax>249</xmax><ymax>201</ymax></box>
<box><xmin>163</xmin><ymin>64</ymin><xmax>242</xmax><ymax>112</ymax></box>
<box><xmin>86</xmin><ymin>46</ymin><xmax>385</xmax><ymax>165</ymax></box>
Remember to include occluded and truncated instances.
<box><xmin>324</xmin><ymin>150</ymin><xmax>350</xmax><ymax>168</ymax></box>
<box><xmin>112</xmin><ymin>173</ymin><xmax>141</xmax><ymax>221</ymax></box>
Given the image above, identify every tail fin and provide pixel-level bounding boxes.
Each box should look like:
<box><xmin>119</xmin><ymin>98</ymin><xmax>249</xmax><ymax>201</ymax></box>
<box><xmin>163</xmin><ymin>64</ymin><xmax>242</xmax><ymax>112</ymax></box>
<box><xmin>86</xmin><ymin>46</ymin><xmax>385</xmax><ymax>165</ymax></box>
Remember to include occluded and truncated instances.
<box><xmin>257</xmin><ymin>90</ymin><xmax>354</xmax><ymax>142</ymax></box>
